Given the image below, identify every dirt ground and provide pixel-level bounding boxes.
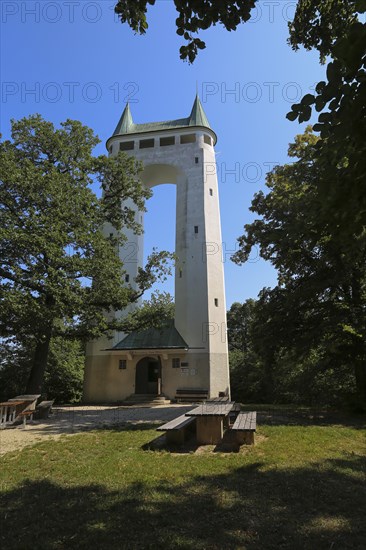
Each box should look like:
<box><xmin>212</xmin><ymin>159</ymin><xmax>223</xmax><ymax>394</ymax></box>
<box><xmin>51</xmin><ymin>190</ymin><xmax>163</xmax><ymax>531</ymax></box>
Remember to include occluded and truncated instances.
<box><xmin>0</xmin><ymin>404</ymin><xmax>193</xmax><ymax>456</ymax></box>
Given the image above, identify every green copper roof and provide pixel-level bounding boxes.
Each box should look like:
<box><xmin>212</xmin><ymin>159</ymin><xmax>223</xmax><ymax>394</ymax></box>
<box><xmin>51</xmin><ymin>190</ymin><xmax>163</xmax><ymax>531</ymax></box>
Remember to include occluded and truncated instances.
<box><xmin>112</xmin><ymin>94</ymin><xmax>213</xmax><ymax>138</ymax></box>
<box><xmin>189</xmin><ymin>94</ymin><xmax>211</xmax><ymax>128</ymax></box>
<box><xmin>113</xmin><ymin>103</ymin><xmax>133</xmax><ymax>135</ymax></box>
<box><xmin>109</xmin><ymin>321</ymin><xmax>188</xmax><ymax>350</ymax></box>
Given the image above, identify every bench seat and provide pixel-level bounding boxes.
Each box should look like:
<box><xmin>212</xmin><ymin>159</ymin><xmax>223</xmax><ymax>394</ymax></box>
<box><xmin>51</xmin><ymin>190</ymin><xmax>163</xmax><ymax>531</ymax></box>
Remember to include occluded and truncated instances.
<box><xmin>157</xmin><ymin>414</ymin><xmax>196</xmax><ymax>444</ymax></box>
<box><xmin>175</xmin><ymin>389</ymin><xmax>209</xmax><ymax>403</ymax></box>
<box><xmin>36</xmin><ymin>400</ymin><xmax>54</xmax><ymax>419</ymax></box>
<box><xmin>206</xmin><ymin>396</ymin><xmax>230</xmax><ymax>403</ymax></box>
<box><xmin>231</xmin><ymin>411</ymin><xmax>257</xmax><ymax>445</ymax></box>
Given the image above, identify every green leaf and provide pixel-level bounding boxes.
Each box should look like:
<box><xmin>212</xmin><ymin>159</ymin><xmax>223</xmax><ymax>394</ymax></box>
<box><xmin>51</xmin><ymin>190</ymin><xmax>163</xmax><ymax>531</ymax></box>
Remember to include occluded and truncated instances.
<box><xmin>286</xmin><ymin>111</ymin><xmax>298</xmax><ymax>122</ymax></box>
<box><xmin>301</xmin><ymin>94</ymin><xmax>315</xmax><ymax>106</ymax></box>
<box><xmin>315</xmin><ymin>97</ymin><xmax>327</xmax><ymax>112</ymax></box>
<box><xmin>298</xmin><ymin>105</ymin><xmax>312</xmax><ymax>122</ymax></box>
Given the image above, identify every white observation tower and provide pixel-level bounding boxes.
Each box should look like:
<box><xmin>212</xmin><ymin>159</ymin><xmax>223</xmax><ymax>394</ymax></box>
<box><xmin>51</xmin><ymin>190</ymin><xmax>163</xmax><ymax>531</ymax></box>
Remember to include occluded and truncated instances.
<box><xmin>83</xmin><ymin>96</ymin><xmax>230</xmax><ymax>402</ymax></box>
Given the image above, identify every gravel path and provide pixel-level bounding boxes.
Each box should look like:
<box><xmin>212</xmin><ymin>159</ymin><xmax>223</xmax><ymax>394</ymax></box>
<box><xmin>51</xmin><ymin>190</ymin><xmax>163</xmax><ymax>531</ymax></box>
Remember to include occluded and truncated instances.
<box><xmin>0</xmin><ymin>404</ymin><xmax>193</xmax><ymax>456</ymax></box>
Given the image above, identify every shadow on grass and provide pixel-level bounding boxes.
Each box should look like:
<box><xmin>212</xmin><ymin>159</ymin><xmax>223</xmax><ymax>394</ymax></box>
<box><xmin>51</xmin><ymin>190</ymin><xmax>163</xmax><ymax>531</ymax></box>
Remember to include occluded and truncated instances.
<box><xmin>102</xmin><ymin>422</ymin><xmax>163</xmax><ymax>433</ymax></box>
<box><xmin>142</xmin><ymin>432</ymin><xmax>202</xmax><ymax>454</ymax></box>
<box><xmin>1</xmin><ymin>456</ymin><xmax>365</xmax><ymax>549</ymax></box>
<box><xmin>254</xmin><ymin>409</ymin><xmax>366</xmax><ymax>429</ymax></box>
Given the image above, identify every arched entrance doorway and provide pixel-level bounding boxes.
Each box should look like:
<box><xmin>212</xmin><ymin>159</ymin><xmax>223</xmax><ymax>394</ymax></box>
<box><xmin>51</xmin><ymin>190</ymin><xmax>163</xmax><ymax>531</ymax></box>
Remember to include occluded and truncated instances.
<box><xmin>135</xmin><ymin>357</ymin><xmax>161</xmax><ymax>395</ymax></box>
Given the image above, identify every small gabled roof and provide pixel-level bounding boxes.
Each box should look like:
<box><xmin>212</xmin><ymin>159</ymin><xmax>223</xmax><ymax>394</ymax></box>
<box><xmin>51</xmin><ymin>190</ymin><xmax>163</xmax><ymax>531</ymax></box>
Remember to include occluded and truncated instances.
<box><xmin>110</xmin><ymin>94</ymin><xmax>215</xmax><ymax>142</ymax></box>
<box><xmin>108</xmin><ymin>320</ymin><xmax>188</xmax><ymax>351</ymax></box>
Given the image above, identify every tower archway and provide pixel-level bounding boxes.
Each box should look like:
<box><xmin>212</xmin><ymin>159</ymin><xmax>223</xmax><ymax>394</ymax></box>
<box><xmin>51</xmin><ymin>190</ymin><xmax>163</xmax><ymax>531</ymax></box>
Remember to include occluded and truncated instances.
<box><xmin>143</xmin><ymin>182</ymin><xmax>176</xmax><ymax>298</ymax></box>
<box><xmin>140</xmin><ymin>162</ymin><xmax>186</xmax><ymax>301</ymax></box>
<box><xmin>140</xmin><ymin>163</ymin><xmax>184</xmax><ymax>188</ymax></box>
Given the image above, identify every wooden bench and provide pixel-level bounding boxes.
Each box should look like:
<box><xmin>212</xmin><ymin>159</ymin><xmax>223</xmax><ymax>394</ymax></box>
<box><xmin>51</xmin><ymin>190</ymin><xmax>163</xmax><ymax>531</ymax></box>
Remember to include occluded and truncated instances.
<box><xmin>226</xmin><ymin>402</ymin><xmax>241</xmax><ymax>428</ymax></box>
<box><xmin>157</xmin><ymin>414</ymin><xmax>196</xmax><ymax>444</ymax></box>
<box><xmin>18</xmin><ymin>410</ymin><xmax>34</xmax><ymax>428</ymax></box>
<box><xmin>228</xmin><ymin>402</ymin><xmax>241</xmax><ymax>417</ymax></box>
<box><xmin>0</xmin><ymin>401</ymin><xmax>24</xmax><ymax>428</ymax></box>
<box><xmin>206</xmin><ymin>396</ymin><xmax>230</xmax><ymax>403</ymax></box>
<box><xmin>231</xmin><ymin>411</ymin><xmax>257</xmax><ymax>445</ymax></box>
<box><xmin>175</xmin><ymin>388</ymin><xmax>209</xmax><ymax>403</ymax></box>
<box><xmin>36</xmin><ymin>400</ymin><xmax>54</xmax><ymax>419</ymax></box>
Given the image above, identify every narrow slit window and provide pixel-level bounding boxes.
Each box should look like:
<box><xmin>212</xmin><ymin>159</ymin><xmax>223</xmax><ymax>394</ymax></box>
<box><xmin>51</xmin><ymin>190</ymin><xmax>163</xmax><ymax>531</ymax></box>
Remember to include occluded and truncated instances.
<box><xmin>209</xmin><ymin>189</ymin><xmax>213</xmax><ymax>196</ymax></box>
<box><xmin>179</xmin><ymin>268</ymin><xmax>183</xmax><ymax>278</ymax></box>
<box><xmin>194</xmin><ymin>226</ymin><xmax>199</xmax><ymax>234</ymax></box>
<box><xmin>120</xmin><ymin>141</ymin><xmax>134</xmax><ymax>151</ymax></box>
<box><xmin>214</xmin><ymin>298</ymin><xmax>219</xmax><ymax>307</ymax></box>
<box><xmin>125</xmin><ymin>274</ymin><xmax>130</xmax><ymax>283</ymax></box>
<box><xmin>195</xmin><ymin>157</ymin><xmax>199</xmax><ymax>164</ymax></box>
<box><xmin>109</xmin><ymin>145</ymin><xmax>113</xmax><ymax>154</ymax></box>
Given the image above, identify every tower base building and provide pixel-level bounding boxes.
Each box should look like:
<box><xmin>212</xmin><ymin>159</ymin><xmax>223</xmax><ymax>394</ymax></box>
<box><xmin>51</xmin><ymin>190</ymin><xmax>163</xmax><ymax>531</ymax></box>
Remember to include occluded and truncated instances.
<box><xmin>83</xmin><ymin>96</ymin><xmax>230</xmax><ymax>402</ymax></box>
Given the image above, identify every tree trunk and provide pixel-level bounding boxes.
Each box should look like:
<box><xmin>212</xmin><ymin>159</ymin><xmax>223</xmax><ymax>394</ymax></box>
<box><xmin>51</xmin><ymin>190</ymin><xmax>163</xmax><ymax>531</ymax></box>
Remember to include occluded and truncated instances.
<box><xmin>25</xmin><ymin>324</ymin><xmax>53</xmax><ymax>395</ymax></box>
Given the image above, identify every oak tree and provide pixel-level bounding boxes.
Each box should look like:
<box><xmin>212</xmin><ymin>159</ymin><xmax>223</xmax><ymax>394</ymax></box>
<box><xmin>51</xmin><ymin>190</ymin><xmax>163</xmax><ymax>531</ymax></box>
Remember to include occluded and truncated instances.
<box><xmin>233</xmin><ymin>128</ymin><xmax>366</xmax><ymax>406</ymax></box>
<box><xmin>0</xmin><ymin>115</ymin><xmax>173</xmax><ymax>394</ymax></box>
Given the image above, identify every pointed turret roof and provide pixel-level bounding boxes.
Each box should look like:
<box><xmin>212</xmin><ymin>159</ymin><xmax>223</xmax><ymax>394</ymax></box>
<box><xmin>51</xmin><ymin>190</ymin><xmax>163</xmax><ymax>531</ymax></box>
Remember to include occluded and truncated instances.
<box><xmin>189</xmin><ymin>94</ymin><xmax>211</xmax><ymax>129</ymax></box>
<box><xmin>109</xmin><ymin>95</ymin><xmax>216</xmax><ymax>144</ymax></box>
<box><xmin>113</xmin><ymin>103</ymin><xmax>133</xmax><ymax>135</ymax></box>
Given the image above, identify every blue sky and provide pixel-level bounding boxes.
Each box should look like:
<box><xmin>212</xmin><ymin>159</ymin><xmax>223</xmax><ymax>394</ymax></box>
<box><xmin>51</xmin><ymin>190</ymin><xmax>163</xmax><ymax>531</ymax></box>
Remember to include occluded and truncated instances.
<box><xmin>0</xmin><ymin>1</ymin><xmax>326</xmax><ymax>306</ymax></box>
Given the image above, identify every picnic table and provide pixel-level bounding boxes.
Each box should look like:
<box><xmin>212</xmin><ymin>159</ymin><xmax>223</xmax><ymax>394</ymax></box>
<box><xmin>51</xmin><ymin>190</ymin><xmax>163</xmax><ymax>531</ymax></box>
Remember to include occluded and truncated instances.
<box><xmin>186</xmin><ymin>402</ymin><xmax>235</xmax><ymax>444</ymax></box>
<box><xmin>0</xmin><ymin>401</ymin><xmax>26</xmax><ymax>428</ymax></box>
<box><xmin>8</xmin><ymin>395</ymin><xmax>40</xmax><ymax>405</ymax></box>
<box><xmin>0</xmin><ymin>395</ymin><xmax>40</xmax><ymax>428</ymax></box>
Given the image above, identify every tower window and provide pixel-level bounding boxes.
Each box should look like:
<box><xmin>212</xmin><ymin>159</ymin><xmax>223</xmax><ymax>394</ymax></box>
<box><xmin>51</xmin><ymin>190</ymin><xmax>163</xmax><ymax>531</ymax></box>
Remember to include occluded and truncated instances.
<box><xmin>172</xmin><ymin>358</ymin><xmax>180</xmax><ymax>368</ymax></box>
<box><xmin>120</xmin><ymin>141</ymin><xmax>134</xmax><ymax>151</ymax></box>
<box><xmin>209</xmin><ymin>188</ymin><xmax>213</xmax><ymax>196</ymax></box>
<box><xmin>204</xmin><ymin>135</ymin><xmax>212</xmax><ymax>146</ymax></box>
<box><xmin>195</xmin><ymin>157</ymin><xmax>199</xmax><ymax>164</ymax></box>
<box><xmin>180</xmin><ymin>134</ymin><xmax>196</xmax><ymax>144</ymax></box>
<box><xmin>160</xmin><ymin>136</ymin><xmax>175</xmax><ymax>146</ymax></box>
<box><xmin>140</xmin><ymin>138</ymin><xmax>155</xmax><ymax>149</ymax></box>
<box><xmin>179</xmin><ymin>268</ymin><xmax>183</xmax><ymax>278</ymax></box>
<box><xmin>194</xmin><ymin>226</ymin><xmax>199</xmax><ymax>234</ymax></box>
<box><xmin>119</xmin><ymin>359</ymin><xmax>127</xmax><ymax>370</ymax></box>
<box><xmin>125</xmin><ymin>274</ymin><xmax>130</xmax><ymax>283</ymax></box>
<box><xmin>109</xmin><ymin>145</ymin><xmax>113</xmax><ymax>154</ymax></box>
<box><xmin>214</xmin><ymin>298</ymin><xmax>219</xmax><ymax>307</ymax></box>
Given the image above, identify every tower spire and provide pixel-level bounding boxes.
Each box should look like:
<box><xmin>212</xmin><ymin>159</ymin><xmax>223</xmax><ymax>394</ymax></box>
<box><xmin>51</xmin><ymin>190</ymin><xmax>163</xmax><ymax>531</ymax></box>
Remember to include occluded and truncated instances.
<box><xmin>189</xmin><ymin>94</ymin><xmax>211</xmax><ymax>129</ymax></box>
<box><xmin>113</xmin><ymin>103</ymin><xmax>134</xmax><ymax>136</ymax></box>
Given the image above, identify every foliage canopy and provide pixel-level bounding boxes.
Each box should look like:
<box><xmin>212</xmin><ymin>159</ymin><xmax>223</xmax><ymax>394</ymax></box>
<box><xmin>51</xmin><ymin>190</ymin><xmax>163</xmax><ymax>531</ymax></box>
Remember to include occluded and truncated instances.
<box><xmin>0</xmin><ymin>115</ymin><xmax>173</xmax><ymax>394</ymax></box>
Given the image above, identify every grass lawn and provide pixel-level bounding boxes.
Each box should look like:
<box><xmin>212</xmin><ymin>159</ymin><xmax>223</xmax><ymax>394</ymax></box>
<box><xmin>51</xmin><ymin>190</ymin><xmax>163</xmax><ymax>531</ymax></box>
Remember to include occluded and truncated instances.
<box><xmin>1</xmin><ymin>412</ymin><xmax>365</xmax><ymax>549</ymax></box>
